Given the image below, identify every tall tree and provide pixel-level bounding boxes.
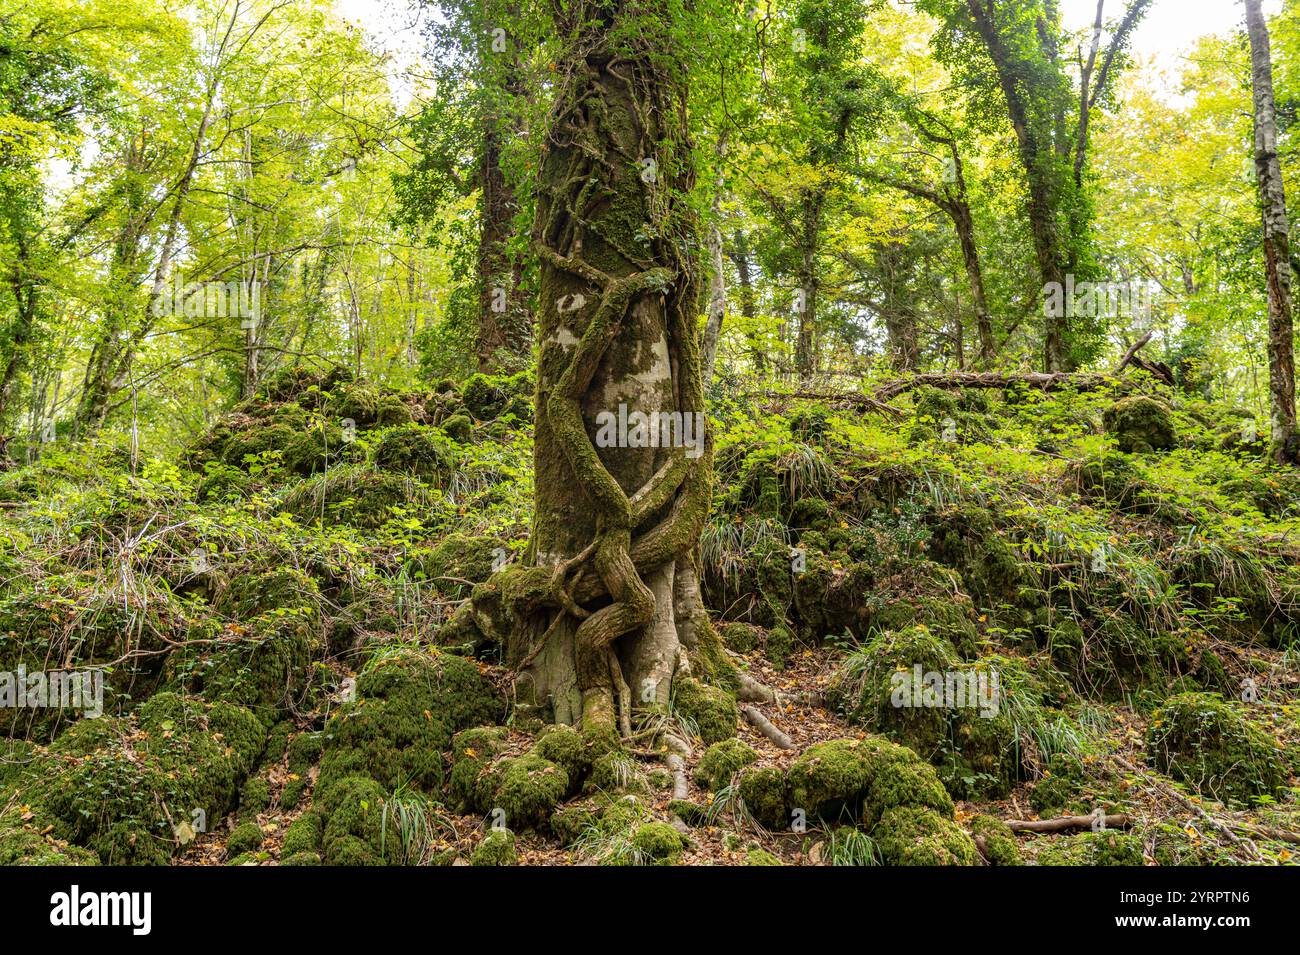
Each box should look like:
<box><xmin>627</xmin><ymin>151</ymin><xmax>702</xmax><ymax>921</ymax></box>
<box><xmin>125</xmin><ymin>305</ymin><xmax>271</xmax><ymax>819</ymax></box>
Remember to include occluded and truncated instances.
<box><xmin>922</xmin><ymin>0</ymin><xmax>1151</xmax><ymax>371</ymax></box>
<box><xmin>400</xmin><ymin>0</ymin><xmax>543</xmax><ymax>373</ymax></box>
<box><xmin>468</xmin><ymin>0</ymin><xmax>715</xmax><ymax>740</ymax></box>
<box><xmin>1246</xmin><ymin>0</ymin><xmax>1300</xmax><ymax>464</ymax></box>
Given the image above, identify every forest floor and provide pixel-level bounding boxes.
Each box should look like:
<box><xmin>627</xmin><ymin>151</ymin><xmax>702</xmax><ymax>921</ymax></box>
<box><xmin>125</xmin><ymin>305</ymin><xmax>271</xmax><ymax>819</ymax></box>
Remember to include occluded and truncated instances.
<box><xmin>3</xmin><ymin>364</ymin><xmax>1300</xmax><ymax>866</ymax></box>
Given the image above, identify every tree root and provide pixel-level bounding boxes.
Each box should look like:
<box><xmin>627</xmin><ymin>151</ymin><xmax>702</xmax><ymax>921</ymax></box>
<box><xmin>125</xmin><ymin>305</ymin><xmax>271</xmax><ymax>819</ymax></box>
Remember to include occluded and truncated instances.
<box><xmin>735</xmin><ymin>672</ymin><xmax>778</xmax><ymax>704</ymax></box>
<box><xmin>740</xmin><ymin>704</ymin><xmax>796</xmax><ymax>750</ymax></box>
<box><xmin>663</xmin><ymin>733</ymin><xmax>692</xmax><ymax>833</ymax></box>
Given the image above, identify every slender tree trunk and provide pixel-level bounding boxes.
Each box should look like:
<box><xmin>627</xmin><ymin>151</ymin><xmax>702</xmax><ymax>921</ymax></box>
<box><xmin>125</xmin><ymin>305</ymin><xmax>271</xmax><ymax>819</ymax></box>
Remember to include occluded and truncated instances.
<box><xmin>701</xmin><ymin>218</ymin><xmax>726</xmax><ymax>382</ymax></box>
<box><xmin>475</xmin><ymin>118</ymin><xmax>531</xmax><ymax>371</ymax></box>
<box><xmin>950</xmin><ymin>198</ymin><xmax>994</xmax><ymax>365</ymax></box>
<box><xmin>1030</xmin><ymin>190</ymin><xmax>1069</xmax><ymax>373</ymax></box>
<box><xmin>77</xmin><ymin>80</ymin><xmax>218</xmax><ymax>431</ymax></box>
<box><xmin>728</xmin><ymin>229</ymin><xmax>765</xmax><ymax>374</ymax></box>
<box><xmin>794</xmin><ymin>193</ymin><xmax>825</xmax><ymax>381</ymax></box>
<box><xmin>700</xmin><ymin>138</ymin><xmax>729</xmax><ymax>382</ymax></box>
<box><xmin>1247</xmin><ymin>0</ymin><xmax>1299</xmax><ymax>464</ymax></box>
<box><xmin>877</xmin><ymin>241</ymin><xmax>919</xmax><ymax>371</ymax></box>
<box><xmin>482</xmin><ymin>0</ymin><xmax>714</xmax><ymax>740</ymax></box>
<box><xmin>0</xmin><ymin>227</ymin><xmax>38</xmax><ymax>428</ymax></box>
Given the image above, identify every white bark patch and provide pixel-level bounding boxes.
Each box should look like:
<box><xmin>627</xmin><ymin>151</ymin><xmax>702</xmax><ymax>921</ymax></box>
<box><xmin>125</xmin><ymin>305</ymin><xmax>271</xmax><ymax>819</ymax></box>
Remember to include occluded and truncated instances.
<box><xmin>545</xmin><ymin>326</ymin><xmax>580</xmax><ymax>351</ymax></box>
<box><xmin>602</xmin><ymin>301</ymin><xmax>671</xmax><ymax>412</ymax></box>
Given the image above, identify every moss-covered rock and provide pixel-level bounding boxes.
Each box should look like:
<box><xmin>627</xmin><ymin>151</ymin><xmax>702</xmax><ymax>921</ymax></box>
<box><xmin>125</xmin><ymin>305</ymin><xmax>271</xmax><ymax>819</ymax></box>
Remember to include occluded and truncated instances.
<box><xmin>873</xmin><ymin>805</ymin><xmax>979</xmax><ymax>865</ymax></box>
<box><xmin>695</xmin><ymin>739</ymin><xmax>758</xmax><ymax>793</ymax></box>
<box><xmin>1146</xmin><ymin>692</ymin><xmax>1286</xmax><ymax>806</ymax></box>
<box><xmin>672</xmin><ymin>678</ymin><xmax>737</xmax><ymax>745</ymax></box>
<box><xmin>1029</xmin><ymin>753</ymin><xmax>1090</xmax><ymax>816</ymax></box>
<box><xmin>1036</xmin><ymin>831</ymin><xmax>1144</xmax><ymax>866</ymax></box>
<box><xmin>281</xmin><ymin>464</ymin><xmax>431</xmax><ymax>529</ymax></box>
<box><xmin>0</xmin><ymin>823</ymin><xmax>99</xmax><ymax>865</ymax></box>
<box><xmin>585</xmin><ymin>750</ymin><xmax>647</xmax><ymax>796</ymax></box>
<box><xmin>786</xmin><ymin>739</ymin><xmax>877</xmax><ymax>822</ymax></box>
<box><xmin>720</xmin><ymin>621</ymin><xmax>760</xmax><ymax>653</ymax></box>
<box><xmin>448</xmin><ymin>726</ymin><xmax>510</xmax><ymax>812</ymax></box>
<box><xmin>486</xmin><ymin>754</ymin><xmax>569</xmax><ymax>831</ymax></box>
<box><xmin>1104</xmin><ymin>396</ymin><xmax>1175</xmax><ymax>453</ymax></box>
<box><xmin>461</xmin><ymin>372</ymin><xmax>532</xmax><ymax>422</ymax></box>
<box><xmin>786</xmin><ymin>737</ymin><xmax>954</xmax><ymax>828</ymax></box>
<box><xmin>630</xmin><ymin>821</ymin><xmax>687</xmax><ymax>865</ymax></box>
<box><xmin>970</xmin><ymin>814</ymin><xmax>1022</xmax><ymax>865</ymax></box>
<box><xmin>281</xmin><ymin>812</ymin><xmax>322</xmax><ymax>856</ymax></box>
<box><xmin>908</xmin><ymin>387</ymin><xmax>993</xmax><ymax>446</ymax></box>
<box><xmin>175</xmin><ymin>610</ymin><xmax>321</xmax><ymax>718</ymax></box>
<box><xmin>441</xmin><ymin>414</ymin><xmax>474</xmax><ymax>443</ymax></box>
<box><xmin>827</xmin><ymin>626</ymin><xmax>961</xmax><ymax>758</ymax></box>
<box><xmin>318</xmin><ymin>775</ymin><xmax>393</xmax><ymax>865</ymax></box>
<box><xmin>745</xmin><ymin>847</ymin><xmax>783</xmax><ymax>866</ymax></box>
<box><xmin>471</xmin><ymin>827</ymin><xmax>517</xmax><ymax>866</ymax></box>
<box><xmin>372</xmin><ymin>425</ymin><xmax>455</xmax><ymax>484</ymax></box>
<box><xmin>227</xmin><ymin>821</ymin><xmax>263</xmax><ymax>857</ymax></box>
<box><xmin>239</xmin><ymin>776</ymin><xmax>270</xmax><ymax>819</ymax></box>
<box><xmin>738</xmin><ymin>766</ymin><xmax>788</xmax><ymax>830</ymax></box>
<box><xmin>3</xmin><ymin>693</ymin><xmax>266</xmax><ymax>866</ymax></box>
<box><xmin>412</xmin><ymin>533</ymin><xmax>502</xmax><ymax>598</ymax></box>
<box><xmin>532</xmin><ymin>724</ymin><xmax>593</xmax><ymax>784</ymax></box>
<box><xmin>317</xmin><ymin>649</ymin><xmax>502</xmax><ymax>803</ymax></box>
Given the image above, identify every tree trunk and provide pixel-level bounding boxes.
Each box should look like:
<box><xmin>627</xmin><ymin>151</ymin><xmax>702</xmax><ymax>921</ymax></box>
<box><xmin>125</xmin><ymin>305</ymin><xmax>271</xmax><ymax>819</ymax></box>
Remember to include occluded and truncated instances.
<box><xmin>1247</xmin><ymin>0</ymin><xmax>1300</xmax><ymax>464</ymax></box>
<box><xmin>475</xmin><ymin>117</ymin><xmax>531</xmax><ymax>371</ymax></box>
<box><xmin>0</xmin><ymin>219</ymin><xmax>38</xmax><ymax>429</ymax></box>
<box><xmin>878</xmin><ymin>241</ymin><xmax>919</xmax><ymax>371</ymax></box>
<box><xmin>950</xmin><ymin>197</ymin><xmax>994</xmax><ymax>365</ymax></box>
<box><xmin>700</xmin><ymin>220</ymin><xmax>726</xmax><ymax>382</ymax></box>
<box><xmin>1031</xmin><ymin>190</ymin><xmax>1070</xmax><ymax>373</ymax></box>
<box><xmin>728</xmin><ymin>229</ymin><xmax>766</xmax><ymax>374</ymax></box>
<box><xmin>794</xmin><ymin>195</ymin><xmax>824</xmax><ymax>381</ymax></box>
<box><xmin>489</xmin><ymin>0</ymin><xmax>713</xmax><ymax>740</ymax></box>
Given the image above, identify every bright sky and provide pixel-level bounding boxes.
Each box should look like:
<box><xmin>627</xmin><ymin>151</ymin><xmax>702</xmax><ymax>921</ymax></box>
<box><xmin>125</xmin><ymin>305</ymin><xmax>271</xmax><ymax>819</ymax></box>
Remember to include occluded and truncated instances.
<box><xmin>1060</xmin><ymin>0</ymin><xmax>1277</xmax><ymax>67</ymax></box>
<box><xmin>334</xmin><ymin>0</ymin><xmax>1276</xmax><ymax>85</ymax></box>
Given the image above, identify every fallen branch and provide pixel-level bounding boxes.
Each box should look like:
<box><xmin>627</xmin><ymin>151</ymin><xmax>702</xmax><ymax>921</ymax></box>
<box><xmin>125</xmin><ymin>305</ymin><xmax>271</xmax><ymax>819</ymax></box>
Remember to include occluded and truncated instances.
<box><xmin>875</xmin><ymin>371</ymin><xmax>1116</xmax><ymax>401</ymax></box>
<box><xmin>1110</xmin><ymin>755</ymin><xmax>1266</xmax><ymax>863</ymax></box>
<box><xmin>740</xmin><ymin>704</ymin><xmax>796</xmax><ymax>750</ymax></box>
<box><xmin>1230</xmin><ymin>823</ymin><xmax>1300</xmax><ymax>846</ymax></box>
<box><xmin>1113</xmin><ymin>330</ymin><xmax>1176</xmax><ymax>386</ymax></box>
<box><xmin>1006</xmin><ymin>812</ymin><xmax>1131</xmax><ymax>833</ymax></box>
<box><xmin>1112</xmin><ymin>331</ymin><xmax>1154</xmax><ymax>375</ymax></box>
<box><xmin>748</xmin><ymin>390</ymin><xmax>905</xmax><ymax>418</ymax></box>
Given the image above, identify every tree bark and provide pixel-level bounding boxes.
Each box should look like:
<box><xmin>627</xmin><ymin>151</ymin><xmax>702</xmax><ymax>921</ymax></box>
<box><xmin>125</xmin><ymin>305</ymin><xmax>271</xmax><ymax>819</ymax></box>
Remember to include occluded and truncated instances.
<box><xmin>488</xmin><ymin>0</ymin><xmax>713</xmax><ymax>740</ymax></box>
<box><xmin>474</xmin><ymin>115</ymin><xmax>531</xmax><ymax>371</ymax></box>
<box><xmin>728</xmin><ymin>229</ymin><xmax>765</xmax><ymax>374</ymax></box>
<box><xmin>1246</xmin><ymin>0</ymin><xmax>1300</xmax><ymax>464</ymax></box>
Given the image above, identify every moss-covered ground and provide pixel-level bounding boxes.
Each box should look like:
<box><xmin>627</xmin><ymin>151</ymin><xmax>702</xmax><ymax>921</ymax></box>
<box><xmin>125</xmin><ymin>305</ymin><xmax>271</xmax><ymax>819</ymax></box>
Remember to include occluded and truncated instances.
<box><xmin>1</xmin><ymin>366</ymin><xmax>1298</xmax><ymax>865</ymax></box>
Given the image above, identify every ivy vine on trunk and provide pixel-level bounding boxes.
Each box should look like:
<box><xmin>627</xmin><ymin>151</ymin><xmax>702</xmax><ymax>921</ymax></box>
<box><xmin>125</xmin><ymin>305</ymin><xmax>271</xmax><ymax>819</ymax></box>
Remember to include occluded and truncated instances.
<box><xmin>455</xmin><ymin>0</ymin><xmax>723</xmax><ymax>742</ymax></box>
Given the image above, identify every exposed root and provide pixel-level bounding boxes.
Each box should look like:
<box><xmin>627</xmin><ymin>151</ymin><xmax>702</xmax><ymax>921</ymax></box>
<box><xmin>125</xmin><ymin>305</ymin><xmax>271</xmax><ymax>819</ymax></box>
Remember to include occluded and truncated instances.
<box><xmin>740</xmin><ymin>704</ymin><xmax>796</xmax><ymax>750</ymax></box>
<box><xmin>663</xmin><ymin>733</ymin><xmax>692</xmax><ymax>833</ymax></box>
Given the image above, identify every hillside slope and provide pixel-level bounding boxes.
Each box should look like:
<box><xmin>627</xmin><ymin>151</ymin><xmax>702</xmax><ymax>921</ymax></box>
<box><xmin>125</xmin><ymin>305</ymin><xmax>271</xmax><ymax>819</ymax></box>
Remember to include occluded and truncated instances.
<box><xmin>1</xmin><ymin>366</ymin><xmax>1297</xmax><ymax>866</ymax></box>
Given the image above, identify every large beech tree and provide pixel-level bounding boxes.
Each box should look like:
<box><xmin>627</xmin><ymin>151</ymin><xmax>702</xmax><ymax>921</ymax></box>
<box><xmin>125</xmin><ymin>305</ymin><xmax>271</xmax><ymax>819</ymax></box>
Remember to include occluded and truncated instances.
<box><xmin>458</xmin><ymin>0</ymin><xmax>716</xmax><ymax>739</ymax></box>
